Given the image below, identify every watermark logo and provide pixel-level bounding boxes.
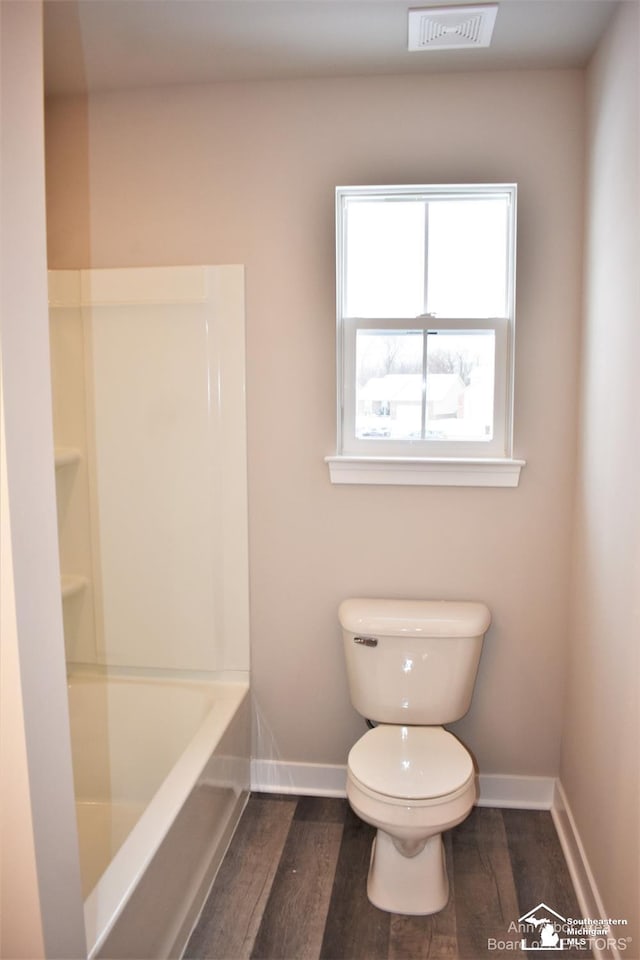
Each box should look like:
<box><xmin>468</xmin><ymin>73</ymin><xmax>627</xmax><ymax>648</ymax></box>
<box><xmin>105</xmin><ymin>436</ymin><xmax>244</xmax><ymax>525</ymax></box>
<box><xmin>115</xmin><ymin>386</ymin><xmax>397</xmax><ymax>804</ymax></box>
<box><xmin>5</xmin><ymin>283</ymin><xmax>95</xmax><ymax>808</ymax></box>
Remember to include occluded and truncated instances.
<box><xmin>518</xmin><ymin>903</ymin><xmax>566</xmax><ymax>951</ymax></box>
<box><xmin>487</xmin><ymin>901</ymin><xmax>633</xmax><ymax>953</ymax></box>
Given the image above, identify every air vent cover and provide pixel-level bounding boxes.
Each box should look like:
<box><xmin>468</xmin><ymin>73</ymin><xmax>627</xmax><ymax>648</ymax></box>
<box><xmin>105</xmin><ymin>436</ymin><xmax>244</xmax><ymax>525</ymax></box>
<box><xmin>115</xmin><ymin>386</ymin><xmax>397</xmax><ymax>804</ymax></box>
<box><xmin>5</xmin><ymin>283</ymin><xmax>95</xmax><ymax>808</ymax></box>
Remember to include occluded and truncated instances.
<box><xmin>408</xmin><ymin>4</ymin><xmax>498</xmax><ymax>51</ymax></box>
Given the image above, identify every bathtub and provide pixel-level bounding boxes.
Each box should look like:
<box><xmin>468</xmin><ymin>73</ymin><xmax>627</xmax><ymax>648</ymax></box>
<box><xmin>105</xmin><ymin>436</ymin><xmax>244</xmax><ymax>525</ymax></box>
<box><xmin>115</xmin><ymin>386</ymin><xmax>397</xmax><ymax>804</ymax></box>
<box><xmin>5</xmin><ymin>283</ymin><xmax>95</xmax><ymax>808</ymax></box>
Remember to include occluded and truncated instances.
<box><xmin>67</xmin><ymin>672</ymin><xmax>250</xmax><ymax>959</ymax></box>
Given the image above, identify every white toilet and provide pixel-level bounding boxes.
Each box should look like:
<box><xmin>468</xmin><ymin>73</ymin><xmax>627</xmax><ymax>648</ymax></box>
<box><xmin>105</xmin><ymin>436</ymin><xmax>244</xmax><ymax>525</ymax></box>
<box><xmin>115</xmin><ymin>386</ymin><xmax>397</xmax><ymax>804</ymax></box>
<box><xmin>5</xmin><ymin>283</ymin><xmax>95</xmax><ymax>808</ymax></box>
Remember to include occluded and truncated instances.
<box><xmin>339</xmin><ymin>597</ymin><xmax>491</xmax><ymax>916</ymax></box>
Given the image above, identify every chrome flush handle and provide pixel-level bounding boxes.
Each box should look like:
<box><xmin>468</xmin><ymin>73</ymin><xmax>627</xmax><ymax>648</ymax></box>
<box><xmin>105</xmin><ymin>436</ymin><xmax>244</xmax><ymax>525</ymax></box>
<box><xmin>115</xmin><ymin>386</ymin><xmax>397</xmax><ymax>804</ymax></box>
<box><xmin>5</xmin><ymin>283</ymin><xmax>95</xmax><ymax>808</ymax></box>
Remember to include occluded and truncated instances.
<box><xmin>354</xmin><ymin>635</ymin><xmax>378</xmax><ymax>647</ymax></box>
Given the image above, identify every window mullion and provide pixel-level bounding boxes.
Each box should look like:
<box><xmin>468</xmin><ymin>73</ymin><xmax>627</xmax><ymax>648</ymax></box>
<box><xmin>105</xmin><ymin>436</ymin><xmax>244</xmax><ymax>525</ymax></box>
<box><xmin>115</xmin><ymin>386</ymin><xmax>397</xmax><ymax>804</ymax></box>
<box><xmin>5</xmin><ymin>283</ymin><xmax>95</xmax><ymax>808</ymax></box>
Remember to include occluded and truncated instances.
<box><xmin>422</xmin><ymin>202</ymin><xmax>430</xmax><ymax>317</ymax></box>
<box><xmin>421</xmin><ymin>201</ymin><xmax>430</xmax><ymax>440</ymax></box>
<box><xmin>421</xmin><ymin>329</ymin><xmax>428</xmax><ymax>440</ymax></box>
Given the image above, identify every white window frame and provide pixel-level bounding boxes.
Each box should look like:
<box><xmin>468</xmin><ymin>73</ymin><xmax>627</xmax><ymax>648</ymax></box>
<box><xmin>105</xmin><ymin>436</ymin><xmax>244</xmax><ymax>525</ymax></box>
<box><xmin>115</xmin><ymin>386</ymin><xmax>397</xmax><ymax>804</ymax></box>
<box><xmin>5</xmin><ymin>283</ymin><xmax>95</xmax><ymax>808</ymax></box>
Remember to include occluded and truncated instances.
<box><xmin>326</xmin><ymin>183</ymin><xmax>525</xmax><ymax>487</ymax></box>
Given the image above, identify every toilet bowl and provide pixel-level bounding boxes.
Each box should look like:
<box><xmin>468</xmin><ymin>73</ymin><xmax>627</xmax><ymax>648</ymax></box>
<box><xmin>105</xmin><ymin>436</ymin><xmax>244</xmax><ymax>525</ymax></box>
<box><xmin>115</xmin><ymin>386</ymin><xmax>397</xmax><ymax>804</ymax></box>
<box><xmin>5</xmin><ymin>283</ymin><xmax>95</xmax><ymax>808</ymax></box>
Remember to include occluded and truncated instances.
<box><xmin>339</xmin><ymin>597</ymin><xmax>490</xmax><ymax>916</ymax></box>
<box><xmin>346</xmin><ymin>724</ymin><xmax>476</xmax><ymax>915</ymax></box>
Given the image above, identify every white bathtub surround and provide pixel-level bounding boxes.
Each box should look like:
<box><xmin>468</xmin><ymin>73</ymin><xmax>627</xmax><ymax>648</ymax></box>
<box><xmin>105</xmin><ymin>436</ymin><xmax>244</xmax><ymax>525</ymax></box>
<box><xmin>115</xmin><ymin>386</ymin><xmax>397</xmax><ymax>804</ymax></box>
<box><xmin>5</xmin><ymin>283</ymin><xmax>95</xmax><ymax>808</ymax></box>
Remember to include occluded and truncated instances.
<box><xmin>68</xmin><ymin>673</ymin><xmax>250</xmax><ymax>959</ymax></box>
<box><xmin>50</xmin><ymin>266</ymin><xmax>251</xmax><ymax>959</ymax></box>
<box><xmin>49</xmin><ymin>265</ymin><xmax>249</xmax><ymax>674</ymax></box>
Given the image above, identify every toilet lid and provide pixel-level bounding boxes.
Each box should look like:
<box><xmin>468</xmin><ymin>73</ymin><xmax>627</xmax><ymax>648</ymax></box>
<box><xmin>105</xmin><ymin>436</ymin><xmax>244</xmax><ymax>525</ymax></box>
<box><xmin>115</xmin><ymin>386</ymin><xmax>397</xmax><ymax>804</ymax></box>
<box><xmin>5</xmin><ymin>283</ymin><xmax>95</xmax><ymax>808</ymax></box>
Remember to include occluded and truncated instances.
<box><xmin>348</xmin><ymin>726</ymin><xmax>474</xmax><ymax>801</ymax></box>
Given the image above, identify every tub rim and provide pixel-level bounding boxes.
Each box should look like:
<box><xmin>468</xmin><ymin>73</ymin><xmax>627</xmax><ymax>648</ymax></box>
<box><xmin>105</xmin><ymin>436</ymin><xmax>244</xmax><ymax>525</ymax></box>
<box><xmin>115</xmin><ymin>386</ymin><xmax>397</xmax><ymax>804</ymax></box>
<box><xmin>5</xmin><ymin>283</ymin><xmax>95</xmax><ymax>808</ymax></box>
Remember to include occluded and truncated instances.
<box><xmin>69</xmin><ymin>672</ymin><xmax>249</xmax><ymax>958</ymax></box>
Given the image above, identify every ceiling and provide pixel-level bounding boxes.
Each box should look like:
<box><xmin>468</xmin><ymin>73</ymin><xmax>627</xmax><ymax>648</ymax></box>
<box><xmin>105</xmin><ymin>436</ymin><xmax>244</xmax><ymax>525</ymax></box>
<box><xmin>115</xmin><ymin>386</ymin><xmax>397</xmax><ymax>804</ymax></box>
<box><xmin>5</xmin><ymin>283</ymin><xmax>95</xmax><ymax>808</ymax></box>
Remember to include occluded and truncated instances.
<box><xmin>43</xmin><ymin>0</ymin><xmax>620</xmax><ymax>97</ymax></box>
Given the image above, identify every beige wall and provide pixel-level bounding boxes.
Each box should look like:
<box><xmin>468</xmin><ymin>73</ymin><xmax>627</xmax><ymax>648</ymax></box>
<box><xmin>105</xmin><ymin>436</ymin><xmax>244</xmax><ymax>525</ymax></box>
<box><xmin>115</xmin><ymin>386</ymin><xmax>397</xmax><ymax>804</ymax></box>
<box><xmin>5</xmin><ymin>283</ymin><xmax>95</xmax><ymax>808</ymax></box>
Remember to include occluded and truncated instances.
<box><xmin>0</xmin><ymin>377</ymin><xmax>45</xmax><ymax>960</ymax></box>
<box><xmin>561</xmin><ymin>0</ymin><xmax>639</xmax><ymax>939</ymax></box>
<box><xmin>45</xmin><ymin>68</ymin><xmax>585</xmax><ymax>775</ymax></box>
<box><xmin>0</xmin><ymin>2</ymin><xmax>86</xmax><ymax>956</ymax></box>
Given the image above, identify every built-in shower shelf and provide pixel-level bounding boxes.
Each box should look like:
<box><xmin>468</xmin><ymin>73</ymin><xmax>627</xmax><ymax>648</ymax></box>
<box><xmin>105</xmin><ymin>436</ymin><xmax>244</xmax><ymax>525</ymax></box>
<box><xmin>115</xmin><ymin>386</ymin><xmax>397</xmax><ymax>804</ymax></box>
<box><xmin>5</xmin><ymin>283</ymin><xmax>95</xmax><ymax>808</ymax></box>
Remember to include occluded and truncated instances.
<box><xmin>61</xmin><ymin>574</ymin><xmax>88</xmax><ymax>600</ymax></box>
<box><xmin>55</xmin><ymin>446</ymin><xmax>82</xmax><ymax>469</ymax></box>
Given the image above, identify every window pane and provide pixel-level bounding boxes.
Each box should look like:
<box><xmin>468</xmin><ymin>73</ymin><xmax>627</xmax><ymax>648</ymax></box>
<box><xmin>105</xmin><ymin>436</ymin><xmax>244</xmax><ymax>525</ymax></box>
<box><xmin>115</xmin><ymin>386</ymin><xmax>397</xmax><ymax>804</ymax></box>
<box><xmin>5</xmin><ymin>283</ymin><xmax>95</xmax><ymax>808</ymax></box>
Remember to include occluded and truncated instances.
<box><xmin>355</xmin><ymin>330</ymin><xmax>423</xmax><ymax>440</ymax></box>
<box><xmin>425</xmin><ymin>330</ymin><xmax>495</xmax><ymax>440</ymax></box>
<box><xmin>426</xmin><ymin>198</ymin><xmax>508</xmax><ymax>318</ymax></box>
<box><xmin>337</xmin><ymin>184</ymin><xmax>516</xmax><ymax>460</ymax></box>
<box><xmin>355</xmin><ymin>329</ymin><xmax>496</xmax><ymax>443</ymax></box>
<box><xmin>345</xmin><ymin>200</ymin><xmax>425</xmax><ymax>317</ymax></box>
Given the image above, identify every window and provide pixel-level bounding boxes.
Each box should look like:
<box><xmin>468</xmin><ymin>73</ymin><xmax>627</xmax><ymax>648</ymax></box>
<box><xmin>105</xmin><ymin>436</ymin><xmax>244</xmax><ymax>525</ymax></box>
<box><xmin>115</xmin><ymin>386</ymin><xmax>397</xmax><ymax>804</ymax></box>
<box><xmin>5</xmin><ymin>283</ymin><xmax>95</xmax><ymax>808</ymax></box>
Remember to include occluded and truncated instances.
<box><xmin>327</xmin><ymin>184</ymin><xmax>524</xmax><ymax>486</ymax></box>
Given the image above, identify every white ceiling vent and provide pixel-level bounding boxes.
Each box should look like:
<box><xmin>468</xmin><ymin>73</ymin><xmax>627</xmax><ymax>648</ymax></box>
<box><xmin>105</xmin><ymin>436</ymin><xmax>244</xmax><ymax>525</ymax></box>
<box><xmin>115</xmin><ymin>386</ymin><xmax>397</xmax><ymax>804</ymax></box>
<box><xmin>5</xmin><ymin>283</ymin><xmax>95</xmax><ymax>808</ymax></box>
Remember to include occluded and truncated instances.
<box><xmin>408</xmin><ymin>4</ymin><xmax>499</xmax><ymax>52</ymax></box>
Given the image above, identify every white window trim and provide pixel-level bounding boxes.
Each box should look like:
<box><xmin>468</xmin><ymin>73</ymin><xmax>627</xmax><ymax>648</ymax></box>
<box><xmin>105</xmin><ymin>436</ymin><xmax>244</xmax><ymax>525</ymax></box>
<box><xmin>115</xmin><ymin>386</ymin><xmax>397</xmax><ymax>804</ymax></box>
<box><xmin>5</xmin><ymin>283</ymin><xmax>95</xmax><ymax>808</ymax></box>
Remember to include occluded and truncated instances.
<box><xmin>328</xmin><ymin>183</ymin><xmax>525</xmax><ymax>488</ymax></box>
<box><xmin>325</xmin><ymin>455</ymin><xmax>525</xmax><ymax>487</ymax></box>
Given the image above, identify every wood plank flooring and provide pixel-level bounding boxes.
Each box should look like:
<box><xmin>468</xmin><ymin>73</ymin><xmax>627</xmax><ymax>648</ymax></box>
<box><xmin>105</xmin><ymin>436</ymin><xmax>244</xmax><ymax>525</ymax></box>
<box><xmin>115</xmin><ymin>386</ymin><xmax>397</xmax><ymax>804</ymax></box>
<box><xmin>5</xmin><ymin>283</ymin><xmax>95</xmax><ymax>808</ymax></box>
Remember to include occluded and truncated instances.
<box><xmin>185</xmin><ymin>795</ymin><xmax>589</xmax><ymax>960</ymax></box>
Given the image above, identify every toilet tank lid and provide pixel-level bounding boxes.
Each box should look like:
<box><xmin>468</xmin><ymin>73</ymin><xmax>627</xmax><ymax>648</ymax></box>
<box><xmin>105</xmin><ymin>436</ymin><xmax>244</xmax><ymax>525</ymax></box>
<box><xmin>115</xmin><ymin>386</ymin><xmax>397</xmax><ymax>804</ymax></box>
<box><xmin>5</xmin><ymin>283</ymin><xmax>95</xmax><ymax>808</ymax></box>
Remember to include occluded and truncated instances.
<box><xmin>338</xmin><ymin>598</ymin><xmax>491</xmax><ymax>638</ymax></box>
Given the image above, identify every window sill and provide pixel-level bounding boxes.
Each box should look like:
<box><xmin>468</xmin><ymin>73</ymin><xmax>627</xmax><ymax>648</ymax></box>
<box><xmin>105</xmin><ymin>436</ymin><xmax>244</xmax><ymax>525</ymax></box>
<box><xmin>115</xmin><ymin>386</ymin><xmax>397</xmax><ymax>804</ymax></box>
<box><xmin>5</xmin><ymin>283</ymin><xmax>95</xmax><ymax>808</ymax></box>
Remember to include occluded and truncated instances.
<box><xmin>325</xmin><ymin>455</ymin><xmax>525</xmax><ymax>487</ymax></box>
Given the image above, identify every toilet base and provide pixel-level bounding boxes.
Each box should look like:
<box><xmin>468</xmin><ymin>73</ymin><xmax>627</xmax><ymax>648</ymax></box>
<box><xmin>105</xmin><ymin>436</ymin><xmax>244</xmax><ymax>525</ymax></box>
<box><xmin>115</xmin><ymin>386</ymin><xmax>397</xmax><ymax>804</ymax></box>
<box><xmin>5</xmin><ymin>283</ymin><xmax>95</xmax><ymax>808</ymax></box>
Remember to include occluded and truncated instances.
<box><xmin>367</xmin><ymin>829</ymin><xmax>449</xmax><ymax>916</ymax></box>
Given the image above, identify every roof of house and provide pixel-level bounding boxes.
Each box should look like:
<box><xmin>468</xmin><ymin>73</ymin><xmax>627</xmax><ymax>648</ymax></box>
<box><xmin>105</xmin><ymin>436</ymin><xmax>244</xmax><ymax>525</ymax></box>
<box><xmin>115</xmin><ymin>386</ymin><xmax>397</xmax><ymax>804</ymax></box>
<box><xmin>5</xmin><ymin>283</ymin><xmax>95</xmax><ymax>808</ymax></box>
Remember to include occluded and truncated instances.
<box><xmin>360</xmin><ymin>373</ymin><xmax>464</xmax><ymax>403</ymax></box>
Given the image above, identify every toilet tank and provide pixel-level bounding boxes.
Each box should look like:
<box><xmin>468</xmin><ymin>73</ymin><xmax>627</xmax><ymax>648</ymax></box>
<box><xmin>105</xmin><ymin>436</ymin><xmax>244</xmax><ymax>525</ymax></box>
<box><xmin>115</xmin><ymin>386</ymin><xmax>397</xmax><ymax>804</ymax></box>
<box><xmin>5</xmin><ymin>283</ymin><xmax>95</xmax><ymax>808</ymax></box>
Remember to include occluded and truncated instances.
<box><xmin>339</xmin><ymin>598</ymin><xmax>491</xmax><ymax>725</ymax></box>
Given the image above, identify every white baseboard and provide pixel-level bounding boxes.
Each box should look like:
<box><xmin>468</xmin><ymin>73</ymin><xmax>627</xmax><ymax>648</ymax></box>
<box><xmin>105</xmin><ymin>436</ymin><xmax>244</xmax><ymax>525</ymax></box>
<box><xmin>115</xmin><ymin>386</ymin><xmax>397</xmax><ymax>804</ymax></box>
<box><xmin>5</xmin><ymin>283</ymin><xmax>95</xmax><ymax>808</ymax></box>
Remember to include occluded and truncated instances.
<box><xmin>251</xmin><ymin>760</ymin><xmax>348</xmax><ymax>797</ymax></box>
<box><xmin>476</xmin><ymin>773</ymin><xmax>556</xmax><ymax>809</ymax></box>
<box><xmin>551</xmin><ymin>780</ymin><xmax>624</xmax><ymax>960</ymax></box>
<box><xmin>250</xmin><ymin>760</ymin><xmax>555</xmax><ymax>809</ymax></box>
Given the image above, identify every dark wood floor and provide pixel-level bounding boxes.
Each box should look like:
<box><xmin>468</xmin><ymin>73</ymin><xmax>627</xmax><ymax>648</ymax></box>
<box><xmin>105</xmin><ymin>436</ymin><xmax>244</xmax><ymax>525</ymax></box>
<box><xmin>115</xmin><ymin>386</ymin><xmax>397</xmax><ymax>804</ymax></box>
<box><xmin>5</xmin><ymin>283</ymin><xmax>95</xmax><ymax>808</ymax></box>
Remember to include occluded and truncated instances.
<box><xmin>185</xmin><ymin>794</ymin><xmax>588</xmax><ymax>960</ymax></box>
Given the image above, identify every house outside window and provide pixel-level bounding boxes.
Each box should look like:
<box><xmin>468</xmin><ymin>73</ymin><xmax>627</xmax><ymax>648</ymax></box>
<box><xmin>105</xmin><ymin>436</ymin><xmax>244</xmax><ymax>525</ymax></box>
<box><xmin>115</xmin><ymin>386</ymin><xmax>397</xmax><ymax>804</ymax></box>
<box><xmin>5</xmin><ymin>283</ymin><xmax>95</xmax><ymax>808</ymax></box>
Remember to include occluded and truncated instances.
<box><xmin>327</xmin><ymin>183</ymin><xmax>524</xmax><ymax>486</ymax></box>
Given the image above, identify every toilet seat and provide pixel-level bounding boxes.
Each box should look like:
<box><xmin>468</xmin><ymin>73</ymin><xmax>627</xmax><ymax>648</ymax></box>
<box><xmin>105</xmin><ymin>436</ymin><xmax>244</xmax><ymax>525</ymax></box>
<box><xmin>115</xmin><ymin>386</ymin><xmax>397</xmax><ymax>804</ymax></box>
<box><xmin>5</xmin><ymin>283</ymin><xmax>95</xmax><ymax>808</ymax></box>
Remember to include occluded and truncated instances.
<box><xmin>348</xmin><ymin>725</ymin><xmax>474</xmax><ymax>803</ymax></box>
